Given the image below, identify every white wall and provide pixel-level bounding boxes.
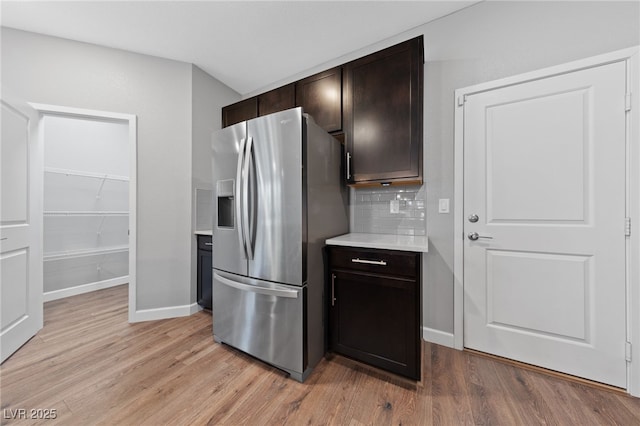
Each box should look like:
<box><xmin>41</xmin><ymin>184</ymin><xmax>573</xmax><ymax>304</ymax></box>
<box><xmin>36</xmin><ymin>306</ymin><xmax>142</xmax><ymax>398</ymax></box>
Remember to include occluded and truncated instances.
<box><xmin>246</xmin><ymin>1</ymin><xmax>640</xmax><ymax>338</ymax></box>
<box><xmin>190</xmin><ymin>65</ymin><xmax>240</xmax><ymax>301</ymax></box>
<box><xmin>44</xmin><ymin>116</ymin><xmax>129</xmax><ymax>177</ymax></box>
<box><xmin>1</xmin><ymin>28</ymin><xmax>231</xmax><ymax>315</ymax></box>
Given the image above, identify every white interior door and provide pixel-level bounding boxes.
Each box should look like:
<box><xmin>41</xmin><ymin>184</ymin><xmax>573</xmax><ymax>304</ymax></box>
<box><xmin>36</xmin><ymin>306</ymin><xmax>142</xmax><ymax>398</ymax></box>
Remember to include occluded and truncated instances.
<box><xmin>463</xmin><ymin>61</ymin><xmax>627</xmax><ymax>387</ymax></box>
<box><xmin>1</xmin><ymin>98</ymin><xmax>43</xmax><ymax>363</ymax></box>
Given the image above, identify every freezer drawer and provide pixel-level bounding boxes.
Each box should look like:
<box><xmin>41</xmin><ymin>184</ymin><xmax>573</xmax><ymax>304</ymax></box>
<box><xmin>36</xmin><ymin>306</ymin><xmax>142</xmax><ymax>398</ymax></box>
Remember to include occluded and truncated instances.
<box><xmin>212</xmin><ymin>270</ymin><xmax>307</xmax><ymax>380</ymax></box>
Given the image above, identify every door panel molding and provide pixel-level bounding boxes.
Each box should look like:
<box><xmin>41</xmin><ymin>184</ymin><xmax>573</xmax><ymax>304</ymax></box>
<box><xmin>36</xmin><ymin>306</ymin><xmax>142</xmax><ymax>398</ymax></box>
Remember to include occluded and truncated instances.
<box><xmin>453</xmin><ymin>46</ymin><xmax>640</xmax><ymax>396</ymax></box>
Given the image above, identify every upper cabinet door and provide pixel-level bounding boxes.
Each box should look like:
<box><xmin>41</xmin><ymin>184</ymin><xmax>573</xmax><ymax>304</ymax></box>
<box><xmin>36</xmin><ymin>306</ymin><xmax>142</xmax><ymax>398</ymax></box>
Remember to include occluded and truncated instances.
<box><xmin>344</xmin><ymin>36</ymin><xmax>424</xmax><ymax>186</ymax></box>
<box><xmin>295</xmin><ymin>67</ymin><xmax>342</xmax><ymax>133</ymax></box>
<box><xmin>222</xmin><ymin>97</ymin><xmax>258</xmax><ymax>128</ymax></box>
<box><xmin>258</xmin><ymin>83</ymin><xmax>295</xmax><ymax>117</ymax></box>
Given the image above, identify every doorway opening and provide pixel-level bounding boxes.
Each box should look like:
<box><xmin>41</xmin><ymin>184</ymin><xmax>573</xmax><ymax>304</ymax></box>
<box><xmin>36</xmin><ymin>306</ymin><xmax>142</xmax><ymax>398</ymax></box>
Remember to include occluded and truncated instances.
<box><xmin>33</xmin><ymin>104</ymin><xmax>137</xmax><ymax>322</ymax></box>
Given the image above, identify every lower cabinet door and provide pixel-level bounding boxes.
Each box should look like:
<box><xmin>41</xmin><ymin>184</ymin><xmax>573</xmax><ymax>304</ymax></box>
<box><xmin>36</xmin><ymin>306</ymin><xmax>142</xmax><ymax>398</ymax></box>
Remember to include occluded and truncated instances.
<box><xmin>330</xmin><ymin>270</ymin><xmax>419</xmax><ymax>379</ymax></box>
<box><xmin>197</xmin><ymin>247</ymin><xmax>212</xmax><ymax>310</ymax></box>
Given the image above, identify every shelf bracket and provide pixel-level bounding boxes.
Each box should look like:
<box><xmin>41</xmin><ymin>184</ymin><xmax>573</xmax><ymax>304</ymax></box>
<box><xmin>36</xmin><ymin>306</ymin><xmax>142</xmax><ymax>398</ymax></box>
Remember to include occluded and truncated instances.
<box><xmin>97</xmin><ymin>215</ymin><xmax>106</xmax><ymax>236</ymax></box>
<box><xmin>96</xmin><ymin>175</ymin><xmax>108</xmax><ymax>200</ymax></box>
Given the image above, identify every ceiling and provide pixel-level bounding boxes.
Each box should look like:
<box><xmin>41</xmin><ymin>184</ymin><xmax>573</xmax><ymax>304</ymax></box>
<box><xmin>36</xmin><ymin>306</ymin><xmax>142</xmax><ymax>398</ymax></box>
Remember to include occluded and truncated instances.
<box><xmin>1</xmin><ymin>1</ymin><xmax>478</xmax><ymax>95</ymax></box>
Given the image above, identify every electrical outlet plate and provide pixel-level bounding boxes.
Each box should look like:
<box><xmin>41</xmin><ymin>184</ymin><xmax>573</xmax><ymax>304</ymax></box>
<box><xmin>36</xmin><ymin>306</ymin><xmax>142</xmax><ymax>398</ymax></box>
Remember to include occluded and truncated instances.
<box><xmin>438</xmin><ymin>198</ymin><xmax>450</xmax><ymax>214</ymax></box>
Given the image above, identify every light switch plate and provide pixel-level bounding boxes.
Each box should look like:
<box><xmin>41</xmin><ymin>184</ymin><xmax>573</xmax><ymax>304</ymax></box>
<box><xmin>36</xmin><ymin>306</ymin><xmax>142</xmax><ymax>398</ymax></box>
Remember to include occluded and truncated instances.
<box><xmin>390</xmin><ymin>200</ymin><xmax>400</xmax><ymax>214</ymax></box>
<box><xmin>438</xmin><ymin>198</ymin><xmax>450</xmax><ymax>214</ymax></box>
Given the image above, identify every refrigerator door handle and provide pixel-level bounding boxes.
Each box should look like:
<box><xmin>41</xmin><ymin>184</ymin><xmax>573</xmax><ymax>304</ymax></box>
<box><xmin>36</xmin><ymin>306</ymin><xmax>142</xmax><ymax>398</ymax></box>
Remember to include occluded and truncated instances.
<box><xmin>235</xmin><ymin>137</ymin><xmax>247</xmax><ymax>259</ymax></box>
<box><xmin>242</xmin><ymin>136</ymin><xmax>254</xmax><ymax>260</ymax></box>
<box><xmin>214</xmin><ymin>272</ymin><xmax>299</xmax><ymax>299</ymax></box>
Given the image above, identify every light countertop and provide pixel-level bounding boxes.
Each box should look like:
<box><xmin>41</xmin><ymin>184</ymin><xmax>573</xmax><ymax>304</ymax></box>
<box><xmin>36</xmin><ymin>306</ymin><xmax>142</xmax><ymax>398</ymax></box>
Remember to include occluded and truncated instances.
<box><xmin>325</xmin><ymin>233</ymin><xmax>428</xmax><ymax>253</ymax></box>
<box><xmin>194</xmin><ymin>230</ymin><xmax>212</xmax><ymax>236</ymax></box>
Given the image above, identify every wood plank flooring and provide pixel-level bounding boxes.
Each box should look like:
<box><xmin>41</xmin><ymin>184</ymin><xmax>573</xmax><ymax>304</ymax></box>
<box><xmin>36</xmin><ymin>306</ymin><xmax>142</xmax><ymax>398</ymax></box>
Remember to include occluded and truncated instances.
<box><xmin>1</xmin><ymin>284</ymin><xmax>639</xmax><ymax>425</ymax></box>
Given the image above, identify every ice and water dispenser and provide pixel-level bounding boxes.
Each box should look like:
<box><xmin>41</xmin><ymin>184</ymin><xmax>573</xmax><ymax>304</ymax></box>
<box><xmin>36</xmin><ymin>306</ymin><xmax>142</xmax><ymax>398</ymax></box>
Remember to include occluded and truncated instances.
<box><xmin>216</xmin><ymin>179</ymin><xmax>234</xmax><ymax>228</ymax></box>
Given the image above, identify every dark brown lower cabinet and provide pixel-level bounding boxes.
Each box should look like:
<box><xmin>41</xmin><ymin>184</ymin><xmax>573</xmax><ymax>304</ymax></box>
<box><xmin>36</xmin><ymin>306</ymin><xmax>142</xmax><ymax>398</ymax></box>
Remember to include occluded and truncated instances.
<box><xmin>328</xmin><ymin>246</ymin><xmax>421</xmax><ymax>380</ymax></box>
<box><xmin>197</xmin><ymin>235</ymin><xmax>212</xmax><ymax>310</ymax></box>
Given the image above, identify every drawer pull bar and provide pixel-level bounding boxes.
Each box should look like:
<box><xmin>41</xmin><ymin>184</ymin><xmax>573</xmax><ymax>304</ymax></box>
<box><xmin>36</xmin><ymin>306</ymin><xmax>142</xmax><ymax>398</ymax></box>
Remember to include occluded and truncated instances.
<box><xmin>204</xmin><ymin>242</ymin><xmax>213</xmax><ymax>246</ymax></box>
<box><xmin>351</xmin><ymin>258</ymin><xmax>387</xmax><ymax>266</ymax></box>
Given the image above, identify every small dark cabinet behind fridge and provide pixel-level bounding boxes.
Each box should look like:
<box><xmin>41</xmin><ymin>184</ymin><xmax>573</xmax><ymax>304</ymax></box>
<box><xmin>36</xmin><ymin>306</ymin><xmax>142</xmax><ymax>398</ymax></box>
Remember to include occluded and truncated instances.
<box><xmin>197</xmin><ymin>235</ymin><xmax>213</xmax><ymax>310</ymax></box>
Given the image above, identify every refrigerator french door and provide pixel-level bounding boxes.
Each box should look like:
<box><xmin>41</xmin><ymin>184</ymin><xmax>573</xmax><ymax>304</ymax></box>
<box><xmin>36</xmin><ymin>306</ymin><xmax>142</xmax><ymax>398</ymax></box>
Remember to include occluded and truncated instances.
<box><xmin>212</xmin><ymin>108</ymin><xmax>319</xmax><ymax>382</ymax></box>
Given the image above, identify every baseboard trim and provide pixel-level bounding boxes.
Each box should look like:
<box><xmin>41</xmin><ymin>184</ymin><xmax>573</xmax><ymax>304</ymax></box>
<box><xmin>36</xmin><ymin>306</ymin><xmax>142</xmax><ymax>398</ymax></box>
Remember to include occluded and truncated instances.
<box><xmin>43</xmin><ymin>276</ymin><xmax>129</xmax><ymax>302</ymax></box>
<box><xmin>131</xmin><ymin>302</ymin><xmax>202</xmax><ymax>323</ymax></box>
<box><xmin>422</xmin><ymin>327</ymin><xmax>455</xmax><ymax>348</ymax></box>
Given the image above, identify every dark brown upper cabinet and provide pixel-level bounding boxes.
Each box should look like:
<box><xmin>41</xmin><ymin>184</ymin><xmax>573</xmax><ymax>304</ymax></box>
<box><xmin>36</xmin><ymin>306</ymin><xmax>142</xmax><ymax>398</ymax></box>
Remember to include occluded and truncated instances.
<box><xmin>295</xmin><ymin>67</ymin><xmax>342</xmax><ymax>133</ymax></box>
<box><xmin>343</xmin><ymin>36</ymin><xmax>424</xmax><ymax>186</ymax></box>
<box><xmin>222</xmin><ymin>97</ymin><xmax>258</xmax><ymax>128</ymax></box>
<box><xmin>258</xmin><ymin>83</ymin><xmax>295</xmax><ymax>116</ymax></box>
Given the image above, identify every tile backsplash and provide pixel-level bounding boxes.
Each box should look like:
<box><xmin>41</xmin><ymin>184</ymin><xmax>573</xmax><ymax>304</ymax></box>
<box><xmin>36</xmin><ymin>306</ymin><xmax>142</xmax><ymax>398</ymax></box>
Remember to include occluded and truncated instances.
<box><xmin>195</xmin><ymin>188</ymin><xmax>213</xmax><ymax>231</ymax></box>
<box><xmin>352</xmin><ymin>186</ymin><xmax>426</xmax><ymax>236</ymax></box>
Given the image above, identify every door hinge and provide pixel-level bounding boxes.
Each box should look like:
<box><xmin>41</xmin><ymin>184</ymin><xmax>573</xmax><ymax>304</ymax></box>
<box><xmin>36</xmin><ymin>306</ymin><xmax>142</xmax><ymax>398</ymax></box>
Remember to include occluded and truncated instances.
<box><xmin>626</xmin><ymin>341</ymin><xmax>632</xmax><ymax>362</ymax></box>
<box><xmin>457</xmin><ymin>95</ymin><xmax>466</xmax><ymax>107</ymax></box>
<box><xmin>625</xmin><ymin>93</ymin><xmax>632</xmax><ymax>112</ymax></box>
<box><xmin>625</xmin><ymin>217</ymin><xmax>631</xmax><ymax>236</ymax></box>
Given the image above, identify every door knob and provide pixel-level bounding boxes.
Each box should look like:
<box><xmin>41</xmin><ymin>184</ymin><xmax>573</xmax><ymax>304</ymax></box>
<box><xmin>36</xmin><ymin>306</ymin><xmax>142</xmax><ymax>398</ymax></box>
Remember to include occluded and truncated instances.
<box><xmin>468</xmin><ymin>214</ymin><xmax>479</xmax><ymax>223</ymax></box>
<box><xmin>468</xmin><ymin>232</ymin><xmax>493</xmax><ymax>241</ymax></box>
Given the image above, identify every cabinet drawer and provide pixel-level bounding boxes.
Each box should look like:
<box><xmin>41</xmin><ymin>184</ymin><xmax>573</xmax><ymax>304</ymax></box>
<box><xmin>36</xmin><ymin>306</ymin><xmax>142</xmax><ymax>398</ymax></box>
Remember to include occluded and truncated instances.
<box><xmin>329</xmin><ymin>246</ymin><xmax>418</xmax><ymax>279</ymax></box>
<box><xmin>197</xmin><ymin>235</ymin><xmax>213</xmax><ymax>251</ymax></box>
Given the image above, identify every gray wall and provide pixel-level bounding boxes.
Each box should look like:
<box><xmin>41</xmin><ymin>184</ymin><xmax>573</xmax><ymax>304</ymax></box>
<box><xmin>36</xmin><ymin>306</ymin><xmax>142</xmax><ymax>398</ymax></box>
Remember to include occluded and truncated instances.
<box><xmin>247</xmin><ymin>1</ymin><xmax>640</xmax><ymax>337</ymax></box>
<box><xmin>419</xmin><ymin>0</ymin><xmax>639</xmax><ymax>334</ymax></box>
<box><xmin>3</xmin><ymin>1</ymin><xmax>638</xmax><ymax>332</ymax></box>
<box><xmin>1</xmin><ymin>28</ymin><xmax>234</xmax><ymax>313</ymax></box>
<box><xmin>190</xmin><ymin>65</ymin><xmax>240</xmax><ymax>302</ymax></box>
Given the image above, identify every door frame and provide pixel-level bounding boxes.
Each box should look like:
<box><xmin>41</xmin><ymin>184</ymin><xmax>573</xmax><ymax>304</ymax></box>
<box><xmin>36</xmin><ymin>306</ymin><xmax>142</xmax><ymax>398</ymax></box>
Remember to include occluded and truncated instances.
<box><xmin>453</xmin><ymin>46</ymin><xmax>640</xmax><ymax>396</ymax></box>
<box><xmin>30</xmin><ymin>103</ymin><xmax>138</xmax><ymax>323</ymax></box>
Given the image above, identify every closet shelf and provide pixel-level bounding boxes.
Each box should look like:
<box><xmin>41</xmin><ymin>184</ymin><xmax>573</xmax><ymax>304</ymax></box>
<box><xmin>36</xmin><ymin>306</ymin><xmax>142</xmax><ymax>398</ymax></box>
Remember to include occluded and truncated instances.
<box><xmin>44</xmin><ymin>211</ymin><xmax>129</xmax><ymax>217</ymax></box>
<box><xmin>45</xmin><ymin>167</ymin><xmax>129</xmax><ymax>182</ymax></box>
<box><xmin>43</xmin><ymin>246</ymin><xmax>129</xmax><ymax>262</ymax></box>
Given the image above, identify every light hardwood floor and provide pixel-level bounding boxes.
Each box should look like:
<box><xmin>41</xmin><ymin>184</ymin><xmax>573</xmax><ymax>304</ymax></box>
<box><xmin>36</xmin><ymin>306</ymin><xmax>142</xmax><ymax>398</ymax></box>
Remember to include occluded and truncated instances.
<box><xmin>1</xmin><ymin>284</ymin><xmax>639</xmax><ymax>425</ymax></box>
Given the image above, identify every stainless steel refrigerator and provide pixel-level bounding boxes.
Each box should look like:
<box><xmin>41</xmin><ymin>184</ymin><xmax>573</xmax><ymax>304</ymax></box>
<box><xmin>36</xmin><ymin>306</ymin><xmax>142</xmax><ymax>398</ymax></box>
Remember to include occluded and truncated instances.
<box><xmin>211</xmin><ymin>107</ymin><xmax>348</xmax><ymax>382</ymax></box>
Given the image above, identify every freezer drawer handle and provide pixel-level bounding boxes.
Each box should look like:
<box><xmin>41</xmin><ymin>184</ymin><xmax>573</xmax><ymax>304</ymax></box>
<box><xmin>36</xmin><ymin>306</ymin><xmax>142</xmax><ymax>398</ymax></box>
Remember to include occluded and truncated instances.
<box><xmin>214</xmin><ymin>273</ymin><xmax>299</xmax><ymax>299</ymax></box>
<box><xmin>204</xmin><ymin>242</ymin><xmax>213</xmax><ymax>246</ymax></box>
<box><xmin>351</xmin><ymin>258</ymin><xmax>387</xmax><ymax>266</ymax></box>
